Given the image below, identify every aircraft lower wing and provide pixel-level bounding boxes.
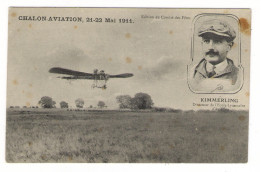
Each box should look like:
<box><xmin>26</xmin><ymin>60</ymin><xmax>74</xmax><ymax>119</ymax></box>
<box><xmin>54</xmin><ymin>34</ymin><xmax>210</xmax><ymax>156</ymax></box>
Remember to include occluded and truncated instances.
<box><xmin>109</xmin><ymin>73</ymin><xmax>134</xmax><ymax>78</ymax></box>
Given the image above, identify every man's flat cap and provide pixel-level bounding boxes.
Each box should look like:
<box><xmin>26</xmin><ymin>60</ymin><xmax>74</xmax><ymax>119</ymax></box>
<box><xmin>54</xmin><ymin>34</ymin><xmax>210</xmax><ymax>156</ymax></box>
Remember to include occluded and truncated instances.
<box><xmin>198</xmin><ymin>19</ymin><xmax>236</xmax><ymax>41</ymax></box>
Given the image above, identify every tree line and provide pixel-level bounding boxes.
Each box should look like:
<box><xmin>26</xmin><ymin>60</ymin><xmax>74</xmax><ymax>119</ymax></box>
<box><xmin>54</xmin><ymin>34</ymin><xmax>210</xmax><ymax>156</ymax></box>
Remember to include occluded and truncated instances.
<box><xmin>38</xmin><ymin>96</ymin><xmax>106</xmax><ymax>109</ymax></box>
<box><xmin>36</xmin><ymin>92</ymin><xmax>154</xmax><ymax>110</ymax></box>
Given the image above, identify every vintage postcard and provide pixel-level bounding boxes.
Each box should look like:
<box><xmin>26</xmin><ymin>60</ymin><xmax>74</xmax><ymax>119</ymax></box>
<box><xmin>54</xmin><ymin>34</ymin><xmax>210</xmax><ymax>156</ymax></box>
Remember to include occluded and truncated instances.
<box><xmin>6</xmin><ymin>8</ymin><xmax>251</xmax><ymax>163</ymax></box>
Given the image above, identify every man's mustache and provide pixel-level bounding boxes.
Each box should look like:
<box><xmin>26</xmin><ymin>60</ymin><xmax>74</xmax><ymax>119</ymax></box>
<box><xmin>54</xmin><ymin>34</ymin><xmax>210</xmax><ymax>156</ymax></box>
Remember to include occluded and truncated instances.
<box><xmin>206</xmin><ymin>50</ymin><xmax>219</xmax><ymax>56</ymax></box>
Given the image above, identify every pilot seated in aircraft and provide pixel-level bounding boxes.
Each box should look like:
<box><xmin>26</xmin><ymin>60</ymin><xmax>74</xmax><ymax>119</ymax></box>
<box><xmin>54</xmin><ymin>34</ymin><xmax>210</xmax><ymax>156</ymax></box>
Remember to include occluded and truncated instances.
<box><xmin>99</xmin><ymin>70</ymin><xmax>105</xmax><ymax>80</ymax></box>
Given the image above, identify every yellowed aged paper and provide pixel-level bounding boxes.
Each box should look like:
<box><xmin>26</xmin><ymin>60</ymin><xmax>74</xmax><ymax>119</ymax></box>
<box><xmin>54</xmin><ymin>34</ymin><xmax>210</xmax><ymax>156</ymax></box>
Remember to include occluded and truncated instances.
<box><xmin>6</xmin><ymin>8</ymin><xmax>250</xmax><ymax>162</ymax></box>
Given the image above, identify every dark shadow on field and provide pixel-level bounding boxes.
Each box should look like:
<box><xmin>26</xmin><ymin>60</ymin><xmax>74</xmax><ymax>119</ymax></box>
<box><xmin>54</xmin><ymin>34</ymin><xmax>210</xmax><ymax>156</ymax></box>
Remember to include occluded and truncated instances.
<box><xmin>6</xmin><ymin>109</ymin><xmax>248</xmax><ymax>163</ymax></box>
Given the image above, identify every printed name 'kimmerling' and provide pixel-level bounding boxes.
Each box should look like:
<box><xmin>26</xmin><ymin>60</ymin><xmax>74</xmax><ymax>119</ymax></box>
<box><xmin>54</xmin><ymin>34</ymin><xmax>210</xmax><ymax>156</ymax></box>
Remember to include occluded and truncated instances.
<box><xmin>201</xmin><ymin>98</ymin><xmax>238</xmax><ymax>103</ymax></box>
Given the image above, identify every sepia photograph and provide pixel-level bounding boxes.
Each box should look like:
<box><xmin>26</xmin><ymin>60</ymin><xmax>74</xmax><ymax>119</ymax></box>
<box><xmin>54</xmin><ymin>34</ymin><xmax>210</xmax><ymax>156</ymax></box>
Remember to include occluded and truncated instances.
<box><xmin>6</xmin><ymin>8</ymin><xmax>250</xmax><ymax>163</ymax></box>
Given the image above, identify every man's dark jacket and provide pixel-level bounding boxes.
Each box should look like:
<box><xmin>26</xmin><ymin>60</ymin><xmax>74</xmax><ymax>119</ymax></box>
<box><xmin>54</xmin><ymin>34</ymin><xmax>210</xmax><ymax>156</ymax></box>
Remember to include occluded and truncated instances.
<box><xmin>193</xmin><ymin>58</ymin><xmax>239</xmax><ymax>85</ymax></box>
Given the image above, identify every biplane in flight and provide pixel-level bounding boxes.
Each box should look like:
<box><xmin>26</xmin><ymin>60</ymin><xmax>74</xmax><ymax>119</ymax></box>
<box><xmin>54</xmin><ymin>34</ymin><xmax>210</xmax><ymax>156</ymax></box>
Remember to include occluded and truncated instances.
<box><xmin>49</xmin><ymin>67</ymin><xmax>134</xmax><ymax>89</ymax></box>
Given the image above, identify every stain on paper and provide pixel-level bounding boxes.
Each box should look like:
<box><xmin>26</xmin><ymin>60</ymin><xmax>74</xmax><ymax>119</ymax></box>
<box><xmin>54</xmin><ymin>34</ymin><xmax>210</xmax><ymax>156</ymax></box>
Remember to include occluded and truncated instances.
<box><xmin>126</xmin><ymin>57</ymin><xmax>132</xmax><ymax>64</ymax></box>
<box><xmin>12</xmin><ymin>80</ymin><xmax>18</xmax><ymax>85</ymax></box>
<box><xmin>238</xmin><ymin>115</ymin><xmax>246</xmax><ymax>121</ymax></box>
<box><xmin>26</xmin><ymin>102</ymin><xmax>31</xmax><ymax>107</ymax></box>
<box><xmin>219</xmin><ymin>145</ymin><xmax>225</xmax><ymax>151</ymax></box>
<box><xmin>125</xmin><ymin>33</ymin><xmax>131</xmax><ymax>39</ymax></box>
<box><xmin>239</xmin><ymin>18</ymin><xmax>251</xmax><ymax>35</ymax></box>
<box><xmin>11</xmin><ymin>12</ymin><xmax>17</xmax><ymax>17</ymax></box>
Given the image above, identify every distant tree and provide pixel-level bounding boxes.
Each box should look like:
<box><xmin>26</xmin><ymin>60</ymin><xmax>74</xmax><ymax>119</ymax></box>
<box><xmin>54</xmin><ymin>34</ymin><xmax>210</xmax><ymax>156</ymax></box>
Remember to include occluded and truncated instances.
<box><xmin>131</xmin><ymin>93</ymin><xmax>154</xmax><ymax>109</ymax></box>
<box><xmin>60</xmin><ymin>101</ymin><xmax>69</xmax><ymax>108</ymax></box>
<box><xmin>89</xmin><ymin>105</ymin><xmax>93</xmax><ymax>108</ymax></box>
<box><xmin>38</xmin><ymin>96</ymin><xmax>56</xmax><ymax>108</ymax></box>
<box><xmin>97</xmin><ymin>101</ymin><xmax>105</xmax><ymax>108</ymax></box>
<box><xmin>75</xmin><ymin>98</ymin><xmax>84</xmax><ymax>108</ymax></box>
<box><xmin>116</xmin><ymin>95</ymin><xmax>132</xmax><ymax>109</ymax></box>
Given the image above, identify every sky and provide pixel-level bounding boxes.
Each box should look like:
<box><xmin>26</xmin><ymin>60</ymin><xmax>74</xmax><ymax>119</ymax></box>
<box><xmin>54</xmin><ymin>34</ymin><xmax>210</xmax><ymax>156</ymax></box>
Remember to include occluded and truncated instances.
<box><xmin>6</xmin><ymin>8</ymin><xmax>250</xmax><ymax>110</ymax></box>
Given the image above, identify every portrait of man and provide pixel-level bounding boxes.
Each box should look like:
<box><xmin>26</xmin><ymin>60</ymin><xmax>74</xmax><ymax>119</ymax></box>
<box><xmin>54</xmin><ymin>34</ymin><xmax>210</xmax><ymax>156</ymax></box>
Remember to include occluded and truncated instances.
<box><xmin>189</xmin><ymin>18</ymin><xmax>242</xmax><ymax>93</ymax></box>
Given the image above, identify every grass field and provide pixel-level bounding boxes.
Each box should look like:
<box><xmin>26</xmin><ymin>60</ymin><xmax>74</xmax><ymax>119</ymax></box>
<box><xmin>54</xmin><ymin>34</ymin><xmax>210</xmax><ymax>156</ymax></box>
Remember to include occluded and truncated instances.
<box><xmin>6</xmin><ymin>109</ymin><xmax>248</xmax><ymax>163</ymax></box>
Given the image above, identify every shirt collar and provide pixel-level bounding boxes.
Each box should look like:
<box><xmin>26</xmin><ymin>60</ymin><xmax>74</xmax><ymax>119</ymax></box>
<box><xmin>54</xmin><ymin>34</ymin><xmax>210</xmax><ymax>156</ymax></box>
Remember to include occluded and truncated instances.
<box><xmin>194</xmin><ymin>58</ymin><xmax>235</xmax><ymax>78</ymax></box>
<box><xmin>206</xmin><ymin>59</ymin><xmax>228</xmax><ymax>75</ymax></box>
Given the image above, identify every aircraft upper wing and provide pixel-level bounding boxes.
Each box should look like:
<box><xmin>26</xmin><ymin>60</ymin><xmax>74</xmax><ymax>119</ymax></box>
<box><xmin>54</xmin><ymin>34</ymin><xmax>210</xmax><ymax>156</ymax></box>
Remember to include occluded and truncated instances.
<box><xmin>49</xmin><ymin>67</ymin><xmax>93</xmax><ymax>76</ymax></box>
<box><xmin>108</xmin><ymin>73</ymin><xmax>134</xmax><ymax>78</ymax></box>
